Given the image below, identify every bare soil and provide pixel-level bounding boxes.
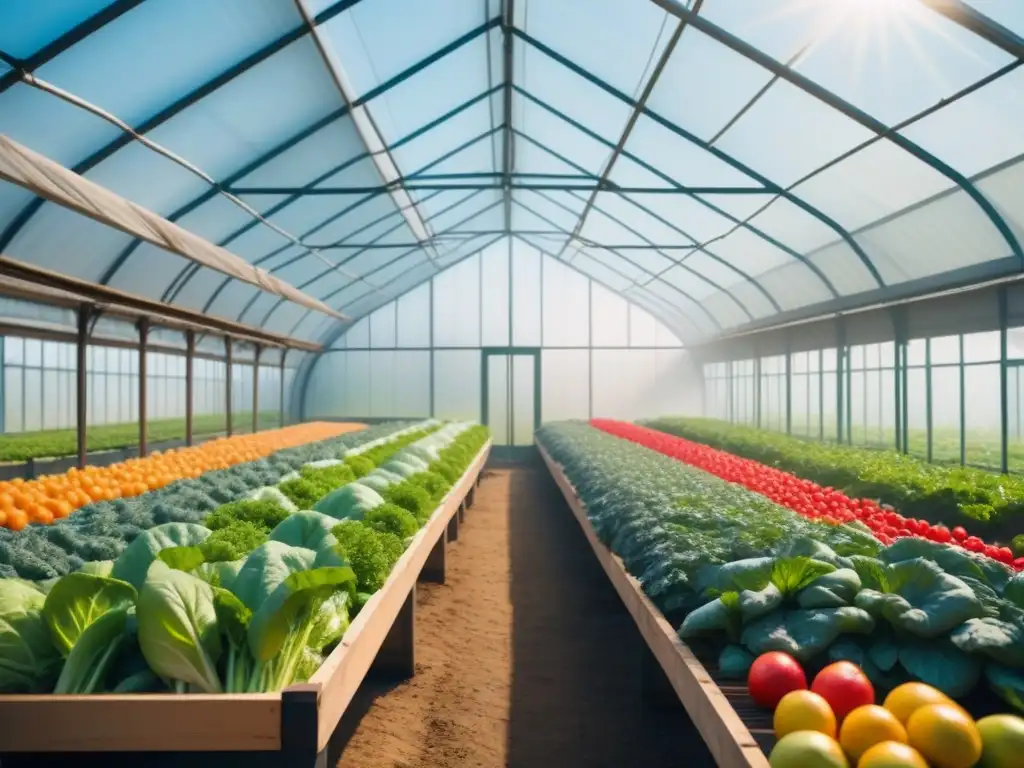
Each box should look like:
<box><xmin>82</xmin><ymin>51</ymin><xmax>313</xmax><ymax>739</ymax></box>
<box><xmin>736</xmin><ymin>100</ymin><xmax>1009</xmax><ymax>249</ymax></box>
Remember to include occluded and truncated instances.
<box><xmin>333</xmin><ymin>464</ymin><xmax>715</xmax><ymax>768</ymax></box>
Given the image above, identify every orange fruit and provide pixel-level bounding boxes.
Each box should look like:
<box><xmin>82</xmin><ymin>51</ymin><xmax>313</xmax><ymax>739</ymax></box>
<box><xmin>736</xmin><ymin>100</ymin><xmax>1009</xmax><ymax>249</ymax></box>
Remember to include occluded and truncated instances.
<box><xmin>857</xmin><ymin>741</ymin><xmax>929</xmax><ymax>768</ymax></box>
<box><xmin>840</xmin><ymin>706</ymin><xmax>908</xmax><ymax>763</ymax></box>
<box><xmin>906</xmin><ymin>704</ymin><xmax>981</xmax><ymax>768</ymax></box>
<box><xmin>883</xmin><ymin>683</ymin><xmax>955</xmax><ymax>726</ymax></box>
<box><xmin>775</xmin><ymin>691</ymin><xmax>837</xmax><ymax>739</ymax></box>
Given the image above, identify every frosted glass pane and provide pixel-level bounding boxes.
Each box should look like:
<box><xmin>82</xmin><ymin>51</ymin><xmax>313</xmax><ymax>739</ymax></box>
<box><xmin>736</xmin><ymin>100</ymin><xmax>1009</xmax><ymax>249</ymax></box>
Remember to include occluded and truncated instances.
<box><xmin>629</xmin><ymin>305</ymin><xmax>658</xmax><ymax>347</ymax></box>
<box><xmin>542</xmin><ymin>255</ymin><xmax>589</xmax><ymax>347</ymax></box>
<box><xmin>397</xmin><ymin>285</ymin><xmax>430</xmax><ymax>347</ymax></box>
<box><xmin>369</xmin><ymin>351</ymin><xmax>396</xmax><ymax>417</ymax></box>
<box><xmin>394</xmin><ymin>351</ymin><xmax>430</xmax><ymax>416</ymax></box>
<box><xmin>542</xmin><ymin>350</ymin><xmax>589</xmax><ymax>422</ymax></box>
<box><xmin>511</xmin><ymin>240</ymin><xmax>542</xmax><ymax>346</ymax></box>
<box><xmin>591</xmin><ymin>284</ymin><xmax>629</xmax><ymax>347</ymax></box>
<box><xmin>486</xmin><ymin>356</ymin><xmax>509</xmax><ymax>446</ymax></box>
<box><xmin>481</xmin><ymin>240</ymin><xmax>510</xmax><ymax>346</ymax></box>
<box><xmin>370</xmin><ymin>305</ymin><xmax>397</xmax><ymax>348</ymax></box>
<box><xmin>346</xmin><ymin>319</ymin><xmax>369</xmax><ymax>348</ymax></box>
<box><xmin>433</xmin><ymin>255</ymin><xmax>481</xmax><ymax>347</ymax></box>
<box><xmin>344</xmin><ymin>351</ymin><xmax>371</xmax><ymax>416</ymax></box>
<box><xmin>434</xmin><ymin>350</ymin><xmax>480</xmax><ymax>420</ymax></box>
<box><xmin>512</xmin><ymin>356</ymin><xmax>536</xmax><ymax>446</ymax></box>
<box><xmin>592</xmin><ymin>350</ymin><xmax>651</xmax><ymax>420</ymax></box>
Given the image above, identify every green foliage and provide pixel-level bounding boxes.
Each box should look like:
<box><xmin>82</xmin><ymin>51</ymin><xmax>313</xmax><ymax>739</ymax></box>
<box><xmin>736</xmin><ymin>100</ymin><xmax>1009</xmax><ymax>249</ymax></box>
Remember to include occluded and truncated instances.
<box><xmin>267</xmin><ymin>511</ymin><xmax>338</xmax><ymax>552</ymax></box>
<box><xmin>343</xmin><ymin>454</ymin><xmax>374</xmax><ymax>478</ymax></box>
<box><xmin>407</xmin><ymin>471</ymin><xmax>451</xmax><ymax>502</ymax></box>
<box><xmin>1014</xmin><ymin>534</ymin><xmax>1024</xmax><ymax>557</ymax></box>
<box><xmin>363</xmin><ymin>503</ymin><xmax>419</xmax><ymax>539</ymax></box>
<box><xmin>321</xmin><ymin>521</ymin><xmax>404</xmax><ymax>593</ymax></box>
<box><xmin>313</xmin><ymin>483</ymin><xmax>385</xmax><ymax>521</ymax></box>
<box><xmin>643</xmin><ymin>416</ymin><xmax>1024</xmax><ymax>537</ymax></box>
<box><xmin>278</xmin><ymin>476</ymin><xmax>334</xmax><ymax>510</ymax></box>
<box><xmin>198</xmin><ymin>521</ymin><xmax>268</xmax><ymax>563</ymax></box>
<box><xmin>430</xmin><ymin>460</ymin><xmax>459</xmax><ymax>484</ymax></box>
<box><xmin>383</xmin><ymin>483</ymin><xmax>432</xmax><ymax>523</ymax></box>
<box><xmin>205</xmin><ymin>499</ymin><xmax>291</xmax><ymax>533</ymax></box>
<box><xmin>0</xmin><ymin>579</ymin><xmax>62</xmax><ymax>692</ymax></box>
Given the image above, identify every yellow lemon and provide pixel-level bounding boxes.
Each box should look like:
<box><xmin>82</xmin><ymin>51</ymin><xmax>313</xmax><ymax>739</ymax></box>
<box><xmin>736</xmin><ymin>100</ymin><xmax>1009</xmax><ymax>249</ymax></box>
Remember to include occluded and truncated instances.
<box><xmin>883</xmin><ymin>682</ymin><xmax>954</xmax><ymax>725</ymax></box>
<box><xmin>840</xmin><ymin>705</ymin><xmax>908</xmax><ymax>763</ymax></box>
<box><xmin>857</xmin><ymin>741</ymin><xmax>929</xmax><ymax>768</ymax></box>
<box><xmin>906</xmin><ymin>703</ymin><xmax>982</xmax><ymax>768</ymax></box>
<box><xmin>775</xmin><ymin>690</ymin><xmax>838</xmax><ymax>739</ymax></box>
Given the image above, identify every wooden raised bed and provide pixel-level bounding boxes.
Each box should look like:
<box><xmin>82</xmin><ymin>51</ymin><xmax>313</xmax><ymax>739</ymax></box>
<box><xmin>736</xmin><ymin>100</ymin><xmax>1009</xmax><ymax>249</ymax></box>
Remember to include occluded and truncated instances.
<box><xmin>538</xmin><ymin>440</ymin><xmax>771</xmax><ymax>768</ymax></box>
<box><xmin>0</xmin><ymin>441</ymin><xmax>491</xmax><ymax>768</ymax></box>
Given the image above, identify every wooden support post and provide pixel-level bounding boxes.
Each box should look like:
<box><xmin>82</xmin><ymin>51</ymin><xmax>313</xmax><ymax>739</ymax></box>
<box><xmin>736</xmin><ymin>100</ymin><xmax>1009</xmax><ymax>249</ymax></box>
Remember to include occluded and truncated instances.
<box><xmin>418</xmin><ymin>529</ymin><xmax>447</xmax><ymax>584</ymax></box>
<box><xmin>447</xmin><ymin>511</ymin><xmax>459</xmax><ymax>542</ymax></box>
<box><xmin>225</xmin><ymin>337</ymin><xmax>233</xmax><ymax>437</ymax></box>
<box><xmin>641</xmin><ymin>640</ymin><xmax>681</xmax><ymax>710</ymax></box>
<box><xmin>138</xmin><ymin>317</ymin><xmax>149</xmax><ymax>457</ymax></box>
<box><xmin>185</xmin><ymin>330</ymin><xmax>195</xmax><ymax>446</ymax></box>
<box><xmin>466</xmin><ymin>486</ymin><xmax>475</xmax><ymax>508</ymax></box>
<box><xmin>253</xmin><ymin>345</ymin><xmax>261</xmax><ymax>435</ymax></box>
<box><xmin>281</xmin><ymin>683</ymin><xmax>328</xmax><ymax>768</ymax></box>
<box><xmin>370</xmin><ymin>586</ymin><xmax>416</xmax><ymax>680</ymax></box>
<box><xmin>280</xmin><ymin>349</ymin><xmax>288</xmax><ymax>427</ymax></box>
<box><xmin>458</xmin><ymin>499</ymin><xmax>466</xmax><ymax>524</ymax></box>
<box><xmin>75</xmin><ymin>305</ymin><xmax>90</xmax><ymax>469</ymax></box>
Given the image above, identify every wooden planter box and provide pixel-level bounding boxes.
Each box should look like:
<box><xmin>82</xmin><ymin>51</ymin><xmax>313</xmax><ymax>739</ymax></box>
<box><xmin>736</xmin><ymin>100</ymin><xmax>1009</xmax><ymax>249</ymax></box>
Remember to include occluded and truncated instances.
<box><xmin>537</xmin><ymin>441</ymin><xmax>770</xmax><ymax>768</ymax></box>
<box><xmin>0</xmin><ymin>441</ymin><xmax>491</xmax><ymax>768</ymax></box>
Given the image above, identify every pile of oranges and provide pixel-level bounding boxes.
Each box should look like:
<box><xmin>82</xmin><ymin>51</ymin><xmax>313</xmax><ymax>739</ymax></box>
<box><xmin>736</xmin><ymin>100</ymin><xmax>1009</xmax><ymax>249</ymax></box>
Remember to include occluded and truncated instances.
<box><xmin>0</xmin><ymin>422</ymin><xmax>364</xmax><ymax>530</ymax></box>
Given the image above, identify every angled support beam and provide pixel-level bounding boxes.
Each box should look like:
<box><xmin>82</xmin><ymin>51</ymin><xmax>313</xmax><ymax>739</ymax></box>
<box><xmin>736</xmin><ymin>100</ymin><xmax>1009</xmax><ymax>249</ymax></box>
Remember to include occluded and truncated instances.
<box><xmin>562</xmin><ymin>6</ymin><xmax>694</xmax><ymax>261</ymax></box>
<box><xmin>513</xmin><ymin>29</ymin><xmax>886</xmax><ymax>288</ymax></box>
<box><xmin>914</xmin><ymin>0</ymin><xmax>1024</xmax><ymax>59</ymax></box>
<box><xmin>0</xmin><ymin>0</ymin><xmax>371</xmax><ymax>256</ymax></box>
<box><xmin>227</xmin><ymin>183</ymin><xmax>767</xmax><ymax>195</ymax></box>
<box><xmin>513</xmin><ymin>127</ymin><xmax>782</xmax><ymax>313</ymax></box>
<box><xmin>0</xmin><ymin>0</ymin><xmax>145</xmax><ymax>93</ymax></box>
<box><xmin>502</xmin><ymin>0</ymin><xmax>515</xmax><ymax>233</ymax></box>
<box><xmin>649</xmin><ymin>0</ymin><xmax>1024</xmax><ymax>269</ymax></box>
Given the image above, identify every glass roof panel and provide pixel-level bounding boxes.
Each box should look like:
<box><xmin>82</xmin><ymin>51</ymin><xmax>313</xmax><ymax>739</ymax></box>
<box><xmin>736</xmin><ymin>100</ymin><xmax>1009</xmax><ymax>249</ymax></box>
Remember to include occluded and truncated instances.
<box><xmin>391</xmin><ymin>99</ymin><xmax>494</xmax><ymax>175</ymax></box>
<box><xmin>699</xmin><ymin>0</ymin><xmax>828</xmax><ymax>64</ymax></box>
<box><xmin>696</xmin><ymin>192</ymin><xmax>778</xmax><ymax>221</ymax></box>
<box><xmin>714</xmin><ymin>79</ymin><xmax>876</xmax><ymax>187</ymax></box>
<box><xmin>524</xmin><ymin>0</ymin><xmax>673</xmax><ymax>97</ymax></box>
<box><xmin>0</xmin><ymin>0</ymin><xmax>115</xmax><ymax>58</ymax></box>
<box><xmin>516</xmin><ymin>36</ymin><xmax>633</xmax><ymax>147</ymax></box>
<box><xmin>747</xmin><ymin>197</ymin><xmax>848</xmax><ymax>255</ymax></box>
<box><xmin>625</xmin><ymin>192</ymin><xmax>736</xmax><ymax>243</ymax></box>
<box><xmin>645</xmin><ymin>27</ymin><xmax>776</xmax><ymax>142</ymax></box>
<box><xmin>806</xmin><ymin>240</ymin><xmax>879</xmax><ymax>296</ymax></box>
<box><xmin>589</xmin><ymin>192</ymin><xmax>696</xmax><ymax>247</ymax></box>
<box><xmin>900</xmin><ymin>66</ymin><xmax>1024</xmax><ymax>178</ymax></box>
<box><xmin>977</xmin><ymin>158</ymin><xmax>1024</xmax><ymax>244</ymax></box>
<box><xmin>960</xmin><ymin>1</ymin><xmax>1024</xmax><ymax>36</ymax></box>
<box><xmin>33</xmin><ymin>0</ymin><xmax>301</xmax><ymax>128</ymax></box>
<box><xmin>515</xmin><ymin>96</ymin><xmax>612</xmax><ymax>176</ymax></box>
<box><xmin>316</xmin><ymin>0</ymin><xmax>485</xmax><ymax>101</ymax></box>
<box><xmin>108</xmin><ymin>243</ymin><xmax>197</xmax><ymax>297</ymax></box>
<box><xmin>793</xmin><ymin>1</ymin><xmax>1011</xmax><ymax>126</ymax></box>
<box><xmin>234</xmin><ymin>116</ymin><xmax>366</xmax><ymax>189</ymax></box>
<box><xmin>513</xmin><ymin>191</ymin><xmax>578</xmax><ymax>233</ymax></box>
<box><xmin>302</xmin><ymin>194</ymin><xmax>406</xmax><ymax>246</ymax></box>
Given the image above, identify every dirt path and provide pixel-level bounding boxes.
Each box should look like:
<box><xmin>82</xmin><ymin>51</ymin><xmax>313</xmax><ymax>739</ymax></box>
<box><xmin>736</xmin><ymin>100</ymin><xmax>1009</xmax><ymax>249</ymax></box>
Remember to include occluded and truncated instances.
<box><xmin>334</xmin><ymin>464</ymin><xmax>714</xmax><ymax>768</ymax></box>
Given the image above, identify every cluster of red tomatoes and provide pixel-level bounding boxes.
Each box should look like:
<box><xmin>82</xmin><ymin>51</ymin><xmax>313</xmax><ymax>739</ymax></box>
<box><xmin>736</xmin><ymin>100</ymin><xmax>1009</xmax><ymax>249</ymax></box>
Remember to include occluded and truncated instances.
<box><xmin>592</xmin><ymin>419</ymin><xmax>1024</xmax><ymax>572</ymax></box>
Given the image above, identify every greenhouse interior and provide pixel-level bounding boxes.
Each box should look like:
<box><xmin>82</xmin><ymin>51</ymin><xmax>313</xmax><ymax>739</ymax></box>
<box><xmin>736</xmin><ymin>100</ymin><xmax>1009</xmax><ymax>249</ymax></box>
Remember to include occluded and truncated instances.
<box><xmin>1</xmin><ymin>1</ymin><xmax>1024</xmax><ymax>767</ymax></box>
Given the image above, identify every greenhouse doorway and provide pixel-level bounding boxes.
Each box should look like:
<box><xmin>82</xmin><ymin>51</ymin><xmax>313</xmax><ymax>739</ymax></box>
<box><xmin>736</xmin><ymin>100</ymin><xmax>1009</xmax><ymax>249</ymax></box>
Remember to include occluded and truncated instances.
<box><xmin>482</xmin><ymin>348</ymin><xmax>541</xmax><ymax>461</ymax></box>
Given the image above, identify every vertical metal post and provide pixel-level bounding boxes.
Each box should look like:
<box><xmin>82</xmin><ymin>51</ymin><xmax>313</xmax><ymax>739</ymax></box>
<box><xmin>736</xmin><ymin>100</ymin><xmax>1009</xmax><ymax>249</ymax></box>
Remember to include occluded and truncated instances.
<box><xmin>225</xmin><ymin>337</ymin><xmax>233</xmax><ymax>437</ymax></box>
<box><xmin>754</xmin><ymin>353</ymin><xmax>762</xmax><ymax>429</ymax></box>
<box><xmin>959</xmin><ymin>333</ymin><xmax>966</xmax><ymax>466</ymax></box>
<box><xmin>818</xmin><ymin>348</ymin><xmax>824</xmax><ymax>441</ymax></box>
<box><xmin>785</xmin><ymin>342</ymin><xmax>792</xmax><ymax>435</ymax></box>
<box><xmin>588</xmin><ymin>280</ymin><xmax>593</xmax><ymax>420</ymax></box>
<box><xmin>836</xmin><ymin>318</ymin><xmax>845</xmax><ymax>443</ymax></box>
<box><xmin>0</xmin><ymin>336</ymin><xmax>5</xmax><ymax>435</ymax></box>
<box><xmin>1000</xmin><ymin>286</ymin><xmax>1009</xmax><ymax>474</ymax></box>
<box><xmin>925</xmin><ymin>338</ymin><xmax>933</xmax><ymax>463</ymax></box>
<box><xmin>76</xmin><ymin>305</ymin><xmax>89</xmax><ymax>469</ymax></box>
<box><xmin>428</xmin><ymin>278</ymin><xmax>435</xmax><ymax>418</ymax></box>
<box><xmin>138</xmin><ymin>317</ymin><xmax>149</xmax><ymax>458</ymax></box>
<box><xmin>902</xmin><ymin>340</ymin><xmax>909</xmax><ymax>454</ymax></box>
<box><xmin>253</xmin><ymin>345</ymin><xmax>261</xmax><ymax>434</ymax></box>
<box><xmin>185</xmin><ymin>330</ymin><xmax>195</xmax><ymax>446</ymax></box>
<box><xmin>892</xmin><ymin>310</ymin><xmax>903</xmax><ymax>452</ymax></box>
<box><xmin>279</xmin><ymin>348</ymin><xmax>288</xmax><ymax>427</ymax></box>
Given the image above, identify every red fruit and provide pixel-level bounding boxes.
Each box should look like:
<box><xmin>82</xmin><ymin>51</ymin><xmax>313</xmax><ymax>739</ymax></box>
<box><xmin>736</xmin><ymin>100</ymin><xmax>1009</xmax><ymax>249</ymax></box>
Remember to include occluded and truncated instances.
<box><xmin>952</xmin><ymin>526</ymin><xmax>968</xmax><ymax>542</ymax></box>
<box><xmin>1015</xmin><ymin>557</ymin><xmax>1024</xmax><ymax>570</ymax></box>
<box><xmin>998</xmin><ymin>547</ymin><xmax>1014</xmax><ymax>563</ymax></box>
<box><xmin>965</xmin><ymin>536</ymin><xmax>984</xmax><ymax>553</ymax></box>
<box><xmin>811</xmin><ymin>661</ymin><xmax>875</xmax><ymax>723</ymax></box>
<box><xmin>933</xmin><ymin>526</ymin><xmax>952</xmax><ymax>543</ymax></box>
<box><xmin>747</xmin><ymin>652</ymin><xmax>808</xmax><ymax>710</ymax></box>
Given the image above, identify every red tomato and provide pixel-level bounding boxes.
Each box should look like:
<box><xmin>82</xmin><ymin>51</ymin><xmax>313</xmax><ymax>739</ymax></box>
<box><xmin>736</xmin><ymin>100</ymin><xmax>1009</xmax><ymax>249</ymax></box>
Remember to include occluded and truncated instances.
<box><xmin>933</xmin><ymin>526</ymin><xmax>952</xmax><ymax>543</ymax></box>
<box><xmin>747</xmin><ymin>652</ymin><xmax>808</xmax><ymax>710</ymax></box>
<box><xmin>952</xmin><ymin>526</ymin><xmax>968</xmax><ymax>542</ymax></box>
<box><xmin>811</xmin><ymin>661</ymin><xmax>875</xmax><ymax>723</ymax></box>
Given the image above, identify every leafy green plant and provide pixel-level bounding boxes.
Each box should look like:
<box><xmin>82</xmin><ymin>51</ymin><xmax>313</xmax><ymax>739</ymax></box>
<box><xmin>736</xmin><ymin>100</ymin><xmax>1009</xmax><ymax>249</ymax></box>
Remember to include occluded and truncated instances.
<box><xmin>204</xmin><ymin>498</ymin><xmax>291</xmax><ymax>533</ymax></box>
<box><xmin>364</xmin><ymin>503</ymin><xmax>419</xmax><ymax>539</ymax></box>
<box><xmin>343</xmin><ymin>454</ymin><xmax>374</xmax><ymax>478</ymax></box>
<box><xmin>383</xmin><ymin>484</ymin><xmax>432</xmax><ymax>523</ymax></box>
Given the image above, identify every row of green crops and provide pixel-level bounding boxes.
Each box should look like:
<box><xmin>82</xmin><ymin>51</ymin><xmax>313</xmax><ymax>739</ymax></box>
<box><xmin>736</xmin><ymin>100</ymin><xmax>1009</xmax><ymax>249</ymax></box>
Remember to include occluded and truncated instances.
<box><xmin>0</xmin><ymin>422</ymin><xmax>489</xmax><ymax>695</ymax></box>
<box><xmin>643</xmin><ymin>416</ymin><xmax>1024</xmax><ymax>540</ymax></box>
<box><xmin>536</xmin><ymin>421</ymin><xmax>1024</xmax><ymax>711</ymax></box>
<box><xmin>0</xmin><ymin>420</ymin><xmax>428</xmax><ymax>581</ymax></box>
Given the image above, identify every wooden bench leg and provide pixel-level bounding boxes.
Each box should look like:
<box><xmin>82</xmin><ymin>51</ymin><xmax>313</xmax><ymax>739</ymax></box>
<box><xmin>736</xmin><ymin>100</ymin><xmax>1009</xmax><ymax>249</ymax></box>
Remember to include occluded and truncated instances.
<box><xmin>418</xmin><ymin>529</ymin><xmax>447</xmax><ymax>584</ymax></box>
<box><xmin>641</xmin><ymin>643</ymin><xmax>681</xmax><ymax>710</ymax></box>
<box><xmin>281</xmin><ymin>684</ymin><xmax>330</xmax><ymax>768</ymax></box>
<box><xmin>370</xmin><ymin>586</ymin><xmax>416</xmax><ymax>680</ymax></box>
<box><xmin>447</xmin><ymin>512</ymin><xmax>460</xmax><ymax>542</ymax></box>
<box><xmin>466</xmin><ymin>486</ymin><xmax>475</xmax><ymax>508</ymax></box>
<box><xmin>458</xmin><ymin>499</ymin><xmax>466</xmax><ymax>523</ymax></box>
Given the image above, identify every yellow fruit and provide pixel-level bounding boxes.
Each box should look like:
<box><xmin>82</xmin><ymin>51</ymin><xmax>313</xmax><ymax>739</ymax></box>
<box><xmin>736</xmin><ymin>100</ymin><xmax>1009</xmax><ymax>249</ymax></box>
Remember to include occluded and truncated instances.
<box><xmin>883</xmin><ymin>682</ymin><xmax>955</xmax><ymax>725</ymax></box>
<box><xmin>977</xmin><ymin>714</ymin><xmax>1024</xmax><ymax>768</ymax></box>
<box><xmin>770</xmin><ymin>731</ymin><xmax>850</xmax><ymax>768</ymax></box>
<box><xmin>906</xmin><ymin>704</ymin><xmax>982</xmax><ymax>768</ymax></box>
<box><xmin>775</xmin><ymin>690</ymin><xmax>838</xmax><ymax>739</ymax></box>
<box><xmin>857</xmin><ymin>741</ymin><xmax>929</xmax><ymax>768</ymax></box>
<box><xmin>840</xmin><ymin>705</ymin><xmax>908</xmax><ymax>762</ymax></box>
